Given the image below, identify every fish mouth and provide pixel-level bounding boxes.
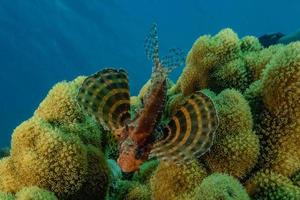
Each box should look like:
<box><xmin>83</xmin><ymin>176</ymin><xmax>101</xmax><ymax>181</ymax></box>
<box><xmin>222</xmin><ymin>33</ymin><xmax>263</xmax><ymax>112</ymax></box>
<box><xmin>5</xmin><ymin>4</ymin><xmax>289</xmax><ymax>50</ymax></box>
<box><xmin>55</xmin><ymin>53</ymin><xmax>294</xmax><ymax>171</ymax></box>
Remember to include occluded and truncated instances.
<box><xmin>117</xmin><ymin>151</ymin><xmax>143</xmax><ymax>172</ymax></box>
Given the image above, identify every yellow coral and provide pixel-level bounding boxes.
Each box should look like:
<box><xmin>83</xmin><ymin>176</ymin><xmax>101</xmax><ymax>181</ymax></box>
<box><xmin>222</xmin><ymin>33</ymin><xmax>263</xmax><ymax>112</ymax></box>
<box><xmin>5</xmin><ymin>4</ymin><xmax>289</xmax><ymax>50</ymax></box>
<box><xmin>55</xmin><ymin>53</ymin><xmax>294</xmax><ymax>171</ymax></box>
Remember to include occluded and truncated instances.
<box><xmin>15</xmin><ymin>186</ymin><xmax>57</xmax><ymax>200</ymax></box>
<box><xmin>245</xmin><ymin>170</ymin><xmax>300</xmax><ymax>199</ymax></box>
<box><xmin>240</xmin><ymin>35</ymin><xmax>262</xmax><ymax>52</ymax></box>
<box><xmin>6</xmin><ymin>117</ymin><xmax>88</xmax><ymax>196</ymax></box>
<box><xmin>0</xmin><ymin>78</ymin><xmax>110</xmax><ymax>199</ymax></box>
<box><xmin>130</xmin><ymin>96</ymin><xmax>142</xmax><ymax>118</ymax></box>
<box><xmin>201</xmin><ymin>89</ymin><xmax>259</xmax><ymax>178</ymax></box>
<box><xmin>209</xmin><ymin>58</ymin><xmax>251</xmax><ymax>92</ymax></box>
<box><xmin>35</xmin><ymin>76</ymin><xmax>86</xmax><ymax>124</ymax></box>
<box><xmin>261</xmin><ymin>42</ymin><xmax>300</xmax><ymax>119</ymax></box>
<box><xmin>248</xmin><ymin>43</ymin><xmax>300</xmax><ymax>177</ymax></box>
<box><xmin>67</xmin><ymin>145</ymin><xmax>110</xmax><ymax>200</ymax></box>
<box><xmin>35</xmin><ymin>76</ymin><xmax>102</xmax><ymax>147</ymax></box>
<box><xmin>138</xmin><ymin>79</ymin><xmax>152</xmax><ymax>100</ymax></box>
<box><xmin>254</xmin><ymin>110</ymin><xmax>300</xmax><ymax>177</ymax></box>
<box><xmin>203</xmin><ymin>129</ymin><xmax>259</xmax><ymax>179</ymax></box>
<box><xmin>243</xmin><ymin>44</ymin><xmax>284</xmax><ymax>81</ymax></box>
<box><xmin>150</xmin><ymin>160</ymin><xmax>207</xmax><ymax>200</ymax></box>
<box><xmin>214</xmin><ymin>89</ymin><xmax>253</xmax><ymax>136</ymax></box>
<box><xmin>243</xmin><ymin>80</ymin><xmax>264</xmax><ymax>116</ymax></box>
<box><xmin>175</xmin><ymin>28</ymin><xmax>240</xmax><ymax>95</ymax></box>
<box><xmin>125</xmin><ymin>184</ymin><xmax>151</xmax><ymax>200</ymax></box>
<box><xmin>130</xmin><ymin>96</ymin><xmax>142</xmax><ymax>108</ymax></box>
<box><xmin>0</xmin><ymin>157</ymin><xmax>21</xmax><ymax>192</ymax></box>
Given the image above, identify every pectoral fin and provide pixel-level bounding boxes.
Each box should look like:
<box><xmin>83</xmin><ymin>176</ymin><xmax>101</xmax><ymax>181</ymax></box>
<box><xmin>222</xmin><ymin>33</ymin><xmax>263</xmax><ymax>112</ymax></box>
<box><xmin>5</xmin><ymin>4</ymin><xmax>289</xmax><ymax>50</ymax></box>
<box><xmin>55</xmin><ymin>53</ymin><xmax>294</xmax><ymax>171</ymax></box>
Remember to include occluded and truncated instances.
<box><xmin>77</xmin><ymin>68</ymin><xmax>131</xmax><ymax>130</ymax></box>
<box><xmin>150</xmin><ymin>91</ymin><xmax>218</xmax><ymax>163</ymax></box>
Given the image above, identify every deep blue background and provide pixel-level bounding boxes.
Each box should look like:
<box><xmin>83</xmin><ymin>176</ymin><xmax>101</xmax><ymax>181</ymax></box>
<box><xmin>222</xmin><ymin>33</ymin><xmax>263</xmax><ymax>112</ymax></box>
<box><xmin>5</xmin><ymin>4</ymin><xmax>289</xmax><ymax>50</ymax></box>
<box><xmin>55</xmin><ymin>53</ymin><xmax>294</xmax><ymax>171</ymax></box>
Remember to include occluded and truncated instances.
<box><xmin>1</xmin><ymin>0</ymin><xmax>300</xmax><ymax>147</ymax></box>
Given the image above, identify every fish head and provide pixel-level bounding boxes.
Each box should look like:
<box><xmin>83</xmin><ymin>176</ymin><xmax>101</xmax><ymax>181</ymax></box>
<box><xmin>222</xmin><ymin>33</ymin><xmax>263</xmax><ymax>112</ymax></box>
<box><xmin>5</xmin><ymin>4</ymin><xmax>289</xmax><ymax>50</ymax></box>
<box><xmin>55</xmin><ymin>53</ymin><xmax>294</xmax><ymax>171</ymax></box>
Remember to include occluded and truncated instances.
<box><xmin>117</xmin><ymin>137</ymin><xmax>144</xmax><ymax>172</ymax></box>
<box><xmin>117</xmin><ymin>127</ymin><xmax>153</xmax><ymax>172</ymax></box>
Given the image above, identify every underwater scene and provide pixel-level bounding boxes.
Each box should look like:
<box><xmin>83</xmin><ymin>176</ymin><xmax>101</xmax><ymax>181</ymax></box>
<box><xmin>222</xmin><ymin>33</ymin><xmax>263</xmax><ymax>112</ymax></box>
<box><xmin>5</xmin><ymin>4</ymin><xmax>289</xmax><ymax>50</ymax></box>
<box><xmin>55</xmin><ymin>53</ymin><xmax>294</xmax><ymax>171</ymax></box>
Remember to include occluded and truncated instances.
<box><xmin>1</xmin><ymin>0</ymin><xmax>300</xmax><ymax>199</ymax></box>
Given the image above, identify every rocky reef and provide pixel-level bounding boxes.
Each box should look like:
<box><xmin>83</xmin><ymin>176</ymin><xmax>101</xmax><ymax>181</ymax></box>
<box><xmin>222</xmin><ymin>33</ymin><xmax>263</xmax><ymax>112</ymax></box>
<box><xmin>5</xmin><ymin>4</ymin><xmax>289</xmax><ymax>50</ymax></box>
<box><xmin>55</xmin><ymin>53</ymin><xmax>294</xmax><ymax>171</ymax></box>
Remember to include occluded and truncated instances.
<box><xmin>0</xmin><ymin>28</ymin><xmax>299</xmax><ymax>199</ymax></box>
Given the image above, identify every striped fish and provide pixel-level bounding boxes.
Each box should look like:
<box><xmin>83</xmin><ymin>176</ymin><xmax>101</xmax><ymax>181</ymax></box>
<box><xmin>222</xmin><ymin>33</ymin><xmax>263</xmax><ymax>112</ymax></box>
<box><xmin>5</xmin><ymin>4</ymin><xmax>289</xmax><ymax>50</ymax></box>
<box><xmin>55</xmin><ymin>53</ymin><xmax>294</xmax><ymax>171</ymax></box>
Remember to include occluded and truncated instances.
<box><xmin>76</xmin><ymin>24</ymin><xmax>218</xmax><ymax>172</ymax></box>
<box><xmin>77</xmin><ymin>68</ymin><xmax>131</xmax><ymax>131</ymax></box>
<box><xmin>150</xmin><ymin>91</ymin><xmax>219</xmax><ymax>163</ymax></box>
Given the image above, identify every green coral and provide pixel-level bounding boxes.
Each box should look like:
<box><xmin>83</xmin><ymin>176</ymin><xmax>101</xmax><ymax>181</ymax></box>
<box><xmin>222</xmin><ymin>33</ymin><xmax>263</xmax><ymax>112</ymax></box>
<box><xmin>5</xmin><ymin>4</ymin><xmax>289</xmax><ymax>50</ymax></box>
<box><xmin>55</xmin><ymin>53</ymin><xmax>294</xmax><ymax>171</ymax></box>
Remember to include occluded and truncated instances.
<box><xmin>0</xmin><ymin>191</ymin><xmax>15</xmax><ymax>200</ymax></box>
<box><xmin>133</xmin><ymin>159</ymin><xmax>159</xmax><ymax>184</ymax></box>
<box><xmin>15</xmin><ymin>186</ymin><xmax>57</xmax><ymax>200</ymax></box>
<box><xmin>240</xmin><ymin>35</ymin><xmax>262</xmax><ymax>52</ymax></box>
<box><xmin>245</xmin><ymin>170</ymin><xmax>300</xmax><ymax>199</ymax></box>
<box><xmin>108</xmin><ymin>180</ymin><xmax>140</xmax><ymax>200</ymax></box>
<box><xmin>188</xmin><ymin>173</ymin><xmax>250</xmax><ymax>200</ymax></box>
<box><xmin>291</xmin><ymin>170</ymin><xmax>300</xmax><ymax>187</ymax></box>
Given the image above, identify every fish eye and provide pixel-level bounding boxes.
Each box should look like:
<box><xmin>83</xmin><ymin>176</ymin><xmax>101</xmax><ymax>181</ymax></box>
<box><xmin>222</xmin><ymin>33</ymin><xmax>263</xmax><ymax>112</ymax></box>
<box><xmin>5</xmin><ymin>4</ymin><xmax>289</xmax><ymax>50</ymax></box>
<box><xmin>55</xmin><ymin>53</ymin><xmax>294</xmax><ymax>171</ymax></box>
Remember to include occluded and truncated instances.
<box><xmin>135</xmin><ymin>148</ymin><xmax>143</xmax><ymax>159</ymax></box>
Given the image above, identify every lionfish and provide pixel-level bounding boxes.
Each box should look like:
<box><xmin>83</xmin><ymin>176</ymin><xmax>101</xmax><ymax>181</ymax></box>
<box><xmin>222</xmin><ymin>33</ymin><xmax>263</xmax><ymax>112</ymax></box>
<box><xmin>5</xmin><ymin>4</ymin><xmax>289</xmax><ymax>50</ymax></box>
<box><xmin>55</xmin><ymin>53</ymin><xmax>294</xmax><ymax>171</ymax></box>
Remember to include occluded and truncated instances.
<box><xmin>77</xmin><ymin>24</ymin><xmax>219</xmax><ymax>172</ymax></box>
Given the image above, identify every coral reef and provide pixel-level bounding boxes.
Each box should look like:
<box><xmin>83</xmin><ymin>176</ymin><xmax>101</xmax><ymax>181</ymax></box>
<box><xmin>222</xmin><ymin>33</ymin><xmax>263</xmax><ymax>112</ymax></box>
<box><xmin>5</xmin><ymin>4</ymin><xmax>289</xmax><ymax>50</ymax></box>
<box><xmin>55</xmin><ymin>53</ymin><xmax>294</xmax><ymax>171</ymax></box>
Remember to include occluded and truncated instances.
<box><xmin>15</xmin><ymin>186</ymin><xmax>58</xmax><ymax>200</ymax></box>
<box><xmin>292</xmin><ymin>170</ymin><xmax>300</xmax><ymax>187</ymax></box>
<box><xmin>174</xmin><ymin>28</ymin><xmax>241</xmax><ymax>94</ymax></box>
<box><xmin>125</xmin><ymin>184</ymin><xmax>151</xmax><ymax>200</ymax></box>
<box><xmin>0</xmin><ymin>78</ymin><xmax>110</xmax><ymax>199</ymax></box>
<box><xmin>150</xmin><ymin>29</ymin><xmax>299</xmax><ymax>199</ymax></box>
<box><xmin>133</xmin><ymin>159</ymin><xmax>159</xmax><ymax>184</ymax></box>
<box><xmin>202</xmin><ymin>89</ymin><xmax>259</xmax><ymax>179</ymax></box>
<box><xmin>150</xmin><ymin>160</ymin><xmax>207</xmax><ymax>200</ymax></box>
<box><xmin>245</xmin><ymin>170</ymin><xmax>300</xmax><ymax>200</ymax></box>
<box><xmin>188</xmin><ymin>173</ymin><xmax>250</xmax><ymax>200</ymax></box>
<box><xmin>1</xmin><ymin>28</ymin><xmax>299</xmax><ymax>199</ymax></box>
<box><xmin>0</xmin><ymin>191</ymin><xmax>15</xmax><ymax>200</ymax></box>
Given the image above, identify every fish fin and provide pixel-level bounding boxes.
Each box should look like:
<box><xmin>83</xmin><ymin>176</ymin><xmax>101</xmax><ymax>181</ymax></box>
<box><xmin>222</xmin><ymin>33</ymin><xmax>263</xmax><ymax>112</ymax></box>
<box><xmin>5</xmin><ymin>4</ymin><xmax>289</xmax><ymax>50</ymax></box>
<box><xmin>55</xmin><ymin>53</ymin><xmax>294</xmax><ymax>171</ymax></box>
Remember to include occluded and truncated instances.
<box><xmin>149</xmin><ymin>91</ymin><xmax>219</xmax><ymax>163</ymax></box>
<box><xmin>144</xmin><ymin>23</ymin><xmax>159</xmax><ymax>64</ymax></box>
<box><xmin>161</xmin><ymin>48</ymin><xmax>185</xmax><ymax>73</ymax></box>
<box><xmin>77</xmin><ymin>68</ymin><xmax>131</xmax><ymax>130</ymax></box>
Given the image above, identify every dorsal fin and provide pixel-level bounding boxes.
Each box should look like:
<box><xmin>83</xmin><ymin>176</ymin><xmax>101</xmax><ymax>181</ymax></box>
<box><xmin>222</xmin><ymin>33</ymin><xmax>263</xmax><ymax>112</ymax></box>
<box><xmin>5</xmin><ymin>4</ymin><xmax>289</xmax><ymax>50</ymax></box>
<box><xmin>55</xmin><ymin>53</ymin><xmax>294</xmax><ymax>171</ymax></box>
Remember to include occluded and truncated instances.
<box><xmin>161</xmin><ymin>48</ymin><xmax>185</xmax><ymax>73</ymax></box>
<box><xmin>144</xmin><ymin>23</ymin><xmax>160</xmax><ymax>66</ymax></box>
<box><xmin>143</xmin><ymin>24</ymin><xmax>185</xmax><ymax>106</ymax></box>
<box><xmin>149</xmin><ymin>91</ymin><xmax>219</xmax><ymax>163</ymax></box>
<box><xmin>77</xmin><ymin>68</ymin><xmax>131</xmax><ymax>130</ymax></box>
<box><xmin>144</xmin><ymin>24</ymin><xmax>185</xmax><ymax>75</ymax></box>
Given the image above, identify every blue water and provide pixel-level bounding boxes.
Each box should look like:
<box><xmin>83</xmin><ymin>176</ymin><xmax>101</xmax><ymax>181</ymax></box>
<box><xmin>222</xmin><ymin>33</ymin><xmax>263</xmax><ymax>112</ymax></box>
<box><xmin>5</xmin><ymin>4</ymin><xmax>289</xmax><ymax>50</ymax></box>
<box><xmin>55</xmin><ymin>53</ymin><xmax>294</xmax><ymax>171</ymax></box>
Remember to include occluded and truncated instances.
<box><xmin>0</xmin><ymin>0</ymin><xmax>300</xmax><ymax>147</ymax></box>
